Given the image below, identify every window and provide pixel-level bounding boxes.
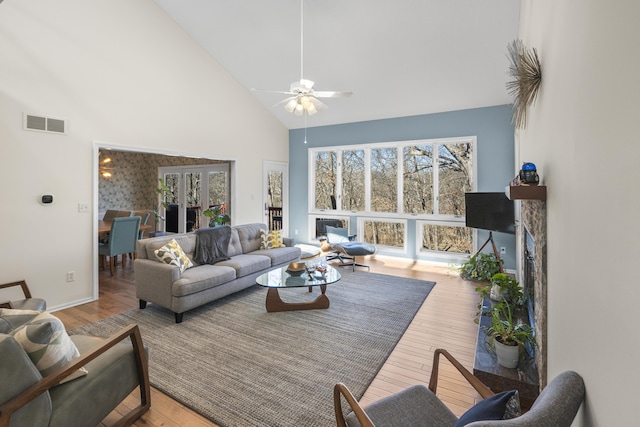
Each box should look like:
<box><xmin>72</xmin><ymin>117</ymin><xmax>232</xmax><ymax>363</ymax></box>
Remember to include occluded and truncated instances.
<box><xmin>341</xmin><ymin>149</ymin><xmax>365</xmax><ymax>211</ymax></box>
<box><xmin>309</xmin><ymin>137</ymin><xmax>476</xmax><ymax>256</ymax></box>
<box><xmin>314</xmin><ymin>151</ymin><xmax>337</xmax><ymax>210</ymax></box>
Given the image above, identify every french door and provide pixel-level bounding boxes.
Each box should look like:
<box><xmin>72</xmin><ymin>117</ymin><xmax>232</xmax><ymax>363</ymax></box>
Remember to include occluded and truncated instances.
<box><xmin>159</xmin><ymin>164</ymin><xmax>230</xmax><ymax>233</ymax></box>
<box><xmin>263</xmin><ymin>161</ymin><xmax>289</xmax><ymax>235</ymax></box>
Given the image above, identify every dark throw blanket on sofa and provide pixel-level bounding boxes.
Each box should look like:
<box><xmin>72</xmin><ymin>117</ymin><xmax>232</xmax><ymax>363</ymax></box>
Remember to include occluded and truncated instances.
<box><xmin>193</xmin><ymin>226</ymin><xmax>232</xmax><ymax>264</ymax></box>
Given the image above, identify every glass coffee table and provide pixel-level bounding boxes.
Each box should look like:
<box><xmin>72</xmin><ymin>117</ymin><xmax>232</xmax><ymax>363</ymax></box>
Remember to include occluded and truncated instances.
<box><xmin>256</xmin><ymin>265</ymin><xmax>341</xmax><ymax>312</ymax></box>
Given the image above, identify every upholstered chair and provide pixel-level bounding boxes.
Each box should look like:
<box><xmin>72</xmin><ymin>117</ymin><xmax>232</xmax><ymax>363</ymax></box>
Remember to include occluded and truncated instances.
<box><xmin>334</xmin><ymin>349</ymin><xmax>585</xmax><ymax>427</ymax></box>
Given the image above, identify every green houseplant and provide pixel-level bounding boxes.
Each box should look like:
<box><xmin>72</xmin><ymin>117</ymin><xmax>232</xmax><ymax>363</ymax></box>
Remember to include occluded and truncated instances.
<box><xmin>153</xmin><ymin>178</ymin><xmax>172</xmax><ymax>234</ymax></box>
<box><xmin>487</xmin><ymin>301</ymin><xmax>535</xmax><ymax>368</ymax></box>
<box><xmin>203</xmin><ymin>204</ymin><xmax>230</xmax><ymax>227</ymax></box>
<box><xmin>459</xmin><ymin>252</ymin><xmax>502</xmax><ymax>282</ymax></box>
<box><xmin>488</xmin><ymin>273</ymin><xmax>525</xmax><ymax>305</ymax></box>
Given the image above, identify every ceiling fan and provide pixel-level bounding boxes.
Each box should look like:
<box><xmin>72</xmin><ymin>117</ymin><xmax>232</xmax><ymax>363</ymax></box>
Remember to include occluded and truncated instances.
<box><xmin>252</xmin><ymin>0</ymin><xmax>352</xmax><ymax>116</ymax></box>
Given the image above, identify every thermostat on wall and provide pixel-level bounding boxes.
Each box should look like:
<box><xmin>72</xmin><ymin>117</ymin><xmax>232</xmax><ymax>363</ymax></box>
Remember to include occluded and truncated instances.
<box><xmin>39</xmin><ymin>194</ymin><xmax>54</xmax><ymax>205</ymax></box>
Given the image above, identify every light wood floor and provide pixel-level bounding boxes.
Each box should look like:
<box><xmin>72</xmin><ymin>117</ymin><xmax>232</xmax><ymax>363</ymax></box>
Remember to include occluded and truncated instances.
<box><xmin>55</xmin><ymin>254</ymin><xmax>481</xmax><ymax>426</ymax></box>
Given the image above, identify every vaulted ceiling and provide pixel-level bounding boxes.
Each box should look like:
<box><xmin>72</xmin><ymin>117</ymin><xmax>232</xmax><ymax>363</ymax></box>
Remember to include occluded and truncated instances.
<box><xmin>153</xmin><ymin>0</ymin><xmax>520</xmax><ymax>129</ymax></box>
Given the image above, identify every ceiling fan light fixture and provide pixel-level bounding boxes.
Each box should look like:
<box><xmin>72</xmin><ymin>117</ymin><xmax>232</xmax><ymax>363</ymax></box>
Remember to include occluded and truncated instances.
<box><xmin>306</xmin><ymin>103</ymin><xmax>317</xmax><ymax>115</ymax></box>
<box><xmin>294</xmin><ymin>103</ymin><xmax>304</xmax><ymax>116</ymax></box>
<box><xmin>285</xmin><ymin>98</ymin><xmax>298</xmax><ymax>113</ymax></box>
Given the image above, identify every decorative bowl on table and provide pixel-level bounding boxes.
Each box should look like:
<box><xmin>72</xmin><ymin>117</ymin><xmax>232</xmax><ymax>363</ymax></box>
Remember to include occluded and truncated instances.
<box><xmin>286</xmin><ymin>262</ymin><xmax>306</xmax><ymax>276</ymax></box>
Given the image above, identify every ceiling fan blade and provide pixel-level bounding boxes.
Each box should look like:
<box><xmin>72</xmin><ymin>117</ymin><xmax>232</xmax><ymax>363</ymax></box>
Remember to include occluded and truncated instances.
<box><xmin>309</xmin><ymin>96</ymin><xmax>328</xmax><ymax>111</ymax></box>
<box><xmin>251</xmin><ymin>88</ymin><xmax>296</xmax><ymax>95</ymax></box>
<box><xmin>313</xmin><ymin>90</ymin><xmax>353</xmax><ymax>98</ymax></box>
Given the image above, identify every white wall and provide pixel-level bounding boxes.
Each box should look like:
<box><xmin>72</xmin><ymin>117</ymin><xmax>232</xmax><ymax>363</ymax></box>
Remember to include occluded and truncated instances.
<box><xmin>518</xmin><ymin>0</ymin><xmax>640</xmax><ymax>424</ymax></box>
<box><xmin>0</xmin><ymin>0</ymin><xmax>288</xmax><ymax>309</ymax></box>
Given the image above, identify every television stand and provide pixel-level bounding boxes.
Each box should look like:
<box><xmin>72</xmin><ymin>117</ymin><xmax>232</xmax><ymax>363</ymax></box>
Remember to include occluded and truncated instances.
<box><xmin>474</xmin><ymin>231</ymin><xmax>504</xmax><ymax>273</ymax></box>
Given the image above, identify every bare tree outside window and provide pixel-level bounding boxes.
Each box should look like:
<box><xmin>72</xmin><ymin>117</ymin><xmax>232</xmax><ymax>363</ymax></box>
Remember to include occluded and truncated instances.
<box><xmin>314</xmin><ymin>151</ymin><xmax>337</xmax><ymax>210</ymax></box>
<box><xmin>310</xmin><ymin>138</ymin><xmax>475</xmax><ymax>256</ymax></box>
<box><xmin>163</xmin><ymin>173</ymin><xmax>180</xmax><ymax>205</ymax></box>
<box><xmin>267</xmin><ymin>170</ymin><xmax>283</xmax><ymax>208</ymax></box>
<box><xmin>342</xmin><ymin>150</ymin><xmax>365</xmax><ymax>211</ymax></box>
<box><xmin>403</xmin><ymin>145</ymin><xmax>433</xmax><ymax>214</ymax></box>
<box><xmin>371</xmin><ymin>147</ymin><xmax>397</xmax><ymax>213</ymax></box>
<box><xmin>438</xmin><ymin>142</ymin><xmax>473</xmax><ymax>216</ymax></box>
<box><xmin>208</xmin><ymin>171</ymin><xmax>228</xmax><ymax>207</ymax></box>
<box><xmin>365</xmin><ymin>220</ymin><xmax>404</xmax><ymax>247</ymax></box>
<box><xmin>422</xmin><ymin>224</ymin><xmax>472</xmax><ymax>253</ymax></box>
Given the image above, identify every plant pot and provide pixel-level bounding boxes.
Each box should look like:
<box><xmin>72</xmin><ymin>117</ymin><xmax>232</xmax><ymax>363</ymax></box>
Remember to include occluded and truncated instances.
<box><xmin>494</xmin><ymin>339</ymin><xmax>520</xmax><ymax>368</ymax></box>
<box><xmin>489</xmin><ymin>284</ymin><xmax>502</xmax><ymax>301</ymax></box>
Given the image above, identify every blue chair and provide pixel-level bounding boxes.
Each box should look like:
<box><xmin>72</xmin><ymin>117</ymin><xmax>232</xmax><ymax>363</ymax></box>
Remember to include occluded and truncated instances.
<box><xmin>99</xmin><ymin>216</ymin><xmax>141</xmax><ymax>276</ymax></box>
<box><xmin>325</xmin><ymin>226</ymin><xmax>376</xmax><ymax>271</ymax></box>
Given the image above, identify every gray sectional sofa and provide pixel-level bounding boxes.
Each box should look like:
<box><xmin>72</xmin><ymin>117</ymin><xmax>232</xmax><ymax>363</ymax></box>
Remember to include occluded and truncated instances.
<box><xmin>134</xmin><ymin>223</ymin><xmax>301</xmax><ymax>323</ymax></box>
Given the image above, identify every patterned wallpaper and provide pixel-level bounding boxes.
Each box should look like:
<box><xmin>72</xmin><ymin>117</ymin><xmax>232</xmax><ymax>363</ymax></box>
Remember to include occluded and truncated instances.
<box><xmin>98</xmin><ymin>150</ymin><xmax>224</xmax><ymax>215</ymax></box>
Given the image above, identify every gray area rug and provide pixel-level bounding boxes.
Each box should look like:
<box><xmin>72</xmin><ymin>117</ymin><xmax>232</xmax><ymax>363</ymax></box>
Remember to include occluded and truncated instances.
<box><xmin>71</xmin><ymin>270</ymin><xmax>435</xmax><ymax>427</ymax></box>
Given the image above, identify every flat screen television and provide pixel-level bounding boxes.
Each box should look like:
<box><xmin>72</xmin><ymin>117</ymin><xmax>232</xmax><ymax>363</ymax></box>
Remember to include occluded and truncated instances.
<box><xmin>464</xmin><ymin>192</ymin><xmax>515</xmax><ymax>234</ymax></box>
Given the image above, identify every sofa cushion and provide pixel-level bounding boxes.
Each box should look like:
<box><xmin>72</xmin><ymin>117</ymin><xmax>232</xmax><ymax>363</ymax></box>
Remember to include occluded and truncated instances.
<box><xmin>227</xmin><ymin>228</ymin><xmax>243</xmax><ymax>257</ymax></box>
<box><xmin>11</xmin><ymin>311</ymin><xmax>88</xmax><ymax>382</ymax></box>
<box><xmin>154</xmin><ymin>239</ymin><xmax>194</xmax><ymax>273</ymax></box>
<box><xmin>252</xmin><ymin>246</ymin><xmax>301</xmax><ymax>266</ymax></box>
<box><xmin>0</xmin><ymin>308</ymin><xmax>42</xmax><ymax>333</ymax></box>
<box><xmin>260</xmin><ymin>229</ymin><xmax>286</xmax><ymax>249</ymax></box>
<box><xmin>235</xmin><ymin>223</ymin><xmax>266</xmax><ymax>254</ymax></box>
<box><xmin>144</xmin><ymin>234</ymin><xmax>196</xmax><ymax>260</ymax></box>
<box><xmin>217</xmin><ymin>254</ymin><xmax>271</xmax><ymax>278</ymax></box>
<box><xmin>173</xmin><ymin>265</ymin><xmax>237</xmax><ymax>297</ymax></box>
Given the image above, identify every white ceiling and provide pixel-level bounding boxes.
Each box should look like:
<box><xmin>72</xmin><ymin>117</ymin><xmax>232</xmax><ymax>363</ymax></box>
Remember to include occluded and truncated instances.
<box><xmin>153</xmin><ymin>0</ymin><xmax>520</xmax><ymax>130</ymax></box>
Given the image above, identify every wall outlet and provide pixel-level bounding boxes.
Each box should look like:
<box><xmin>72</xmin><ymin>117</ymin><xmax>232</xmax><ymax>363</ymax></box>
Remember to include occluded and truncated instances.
<box><xmin>78</xmin><ymin>202</ymin><xmax>90</xmax><ymax>213</ymax></box>
<box><xmin>295</xmin><ymin>229</ymin><xmax>299</xmax><ymax>235</ymax></box>
<box><xmin>66</xmin><ymin>271</ymin><xmax>75</xmax><ymax>282</ymax></box>
<box><xmin>500</xmin><ymin>247</ymin><xmax>506</xmax><ymax>255</ymax></box>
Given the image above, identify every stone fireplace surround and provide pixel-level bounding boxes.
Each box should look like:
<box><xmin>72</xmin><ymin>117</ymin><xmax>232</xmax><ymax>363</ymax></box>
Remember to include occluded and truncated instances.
<box><xmin>520</xmin><ymin>200</ymin><xmax>547</xmax><ymax>388</ymax></box>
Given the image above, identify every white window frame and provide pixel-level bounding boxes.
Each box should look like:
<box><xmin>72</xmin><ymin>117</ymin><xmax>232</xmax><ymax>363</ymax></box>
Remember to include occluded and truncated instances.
<box><xmin>308</xmin><ymin>137</ymin><xmax>477</xmax><ymax>254</ymax></box>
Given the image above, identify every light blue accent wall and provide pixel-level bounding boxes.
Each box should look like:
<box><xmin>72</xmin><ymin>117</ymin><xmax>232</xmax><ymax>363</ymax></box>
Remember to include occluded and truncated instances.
<box><xmin>288</xmin><ymin>105</ymin><xmax>516</xmax><ymax>268</ymax></box>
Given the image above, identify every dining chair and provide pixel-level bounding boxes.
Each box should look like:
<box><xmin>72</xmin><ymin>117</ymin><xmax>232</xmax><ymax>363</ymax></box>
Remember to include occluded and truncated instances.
<box><xmin>99</xmin><ymin>216</ymin><xmax>141</xmax><ymax>276</ymax></box>
<box><xmin>102</xmin><ymin>209</ymin><xmax>119</xmax><ymax>221</ymax></box>
<box><xmin>132</xmin><ymin>210</ymin><xmax>152</xmax><ymax>238</ymax></box>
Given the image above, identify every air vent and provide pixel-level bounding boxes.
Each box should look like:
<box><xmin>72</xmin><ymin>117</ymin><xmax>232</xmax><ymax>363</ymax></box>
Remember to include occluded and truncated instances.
<box><xmin>23</xmin><ymin>114</ymin><xmax>67</xmax><ymax>135</ymax></box>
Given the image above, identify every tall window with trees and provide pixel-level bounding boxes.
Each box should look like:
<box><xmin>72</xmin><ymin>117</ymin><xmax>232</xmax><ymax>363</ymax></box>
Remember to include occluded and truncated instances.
<box><xmin>309</xmin><ymin>137</ymin><xmax>475</xmax><ymax>256</ymax></box>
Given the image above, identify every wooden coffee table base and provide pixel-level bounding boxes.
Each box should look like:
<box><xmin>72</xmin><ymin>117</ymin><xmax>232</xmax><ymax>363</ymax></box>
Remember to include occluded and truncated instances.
<box><xmin>265</xmin><ymin>285</ymin><xmax>329</xmax><ymax>312</ymax></box>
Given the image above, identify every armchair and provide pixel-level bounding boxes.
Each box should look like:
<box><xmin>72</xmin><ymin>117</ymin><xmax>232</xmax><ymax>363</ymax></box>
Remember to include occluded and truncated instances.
<box><xmin>0</xmin><ymin>280</ymin><xmax>46</xmax><ymax>311</ymax></box>
<box><xmin>334</xmin><ymin>348</ymin><xmax>585</xmax><ymax>427</ymax></box>
<box><xmin>325</xmin><ymin>225</ymin><xmax>376</xmax><ymax>271</ymax></box>
<box><xmin>0</xmin><ymin>322</ymin><xmax>150</xmax><ymax>427</ymax></box>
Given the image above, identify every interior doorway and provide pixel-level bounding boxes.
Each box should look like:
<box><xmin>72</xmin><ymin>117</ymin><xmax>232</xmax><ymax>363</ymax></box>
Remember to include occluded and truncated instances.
<box><xmin>93</xmin><ymin>141</ymin><xmax>235</xmax><ymax>299</ymax></box>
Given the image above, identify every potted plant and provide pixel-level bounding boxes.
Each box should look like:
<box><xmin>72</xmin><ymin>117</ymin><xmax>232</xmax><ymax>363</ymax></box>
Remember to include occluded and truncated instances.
<box><xmin>203</xmin><ymin>204</ymin><xmax>230</xmax><ymax>227</ymax></box>
<box><xmin>488</xmin><ymin>273</ymin><xmax>525</xmax><ymax>305</ymax></box>
<box><xmin>459</xmin><ymin>252</ymin><xmax>502</xmax><ymax>282</ymax></box>
<box><xmin>153</xmin><ymin>178</ymin><xmax>172</xmax><ymax>236</ymax></box>
<box><xmin>486</xmin><ymin>301</ymin><xmax>536</xmax><ymax>368</ymax></box>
